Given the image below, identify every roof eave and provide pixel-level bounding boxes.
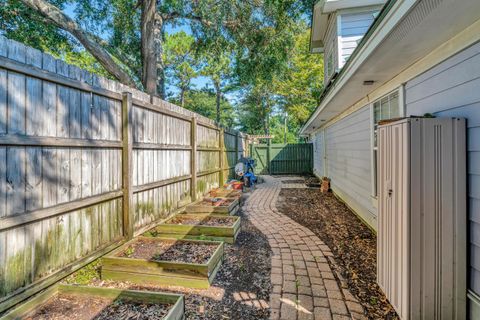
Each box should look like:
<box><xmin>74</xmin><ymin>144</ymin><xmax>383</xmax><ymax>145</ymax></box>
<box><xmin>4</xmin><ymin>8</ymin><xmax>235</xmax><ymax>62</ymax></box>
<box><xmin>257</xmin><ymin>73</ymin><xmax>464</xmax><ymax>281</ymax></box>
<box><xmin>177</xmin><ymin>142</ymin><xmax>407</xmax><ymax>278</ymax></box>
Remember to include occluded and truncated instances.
<box><xmin>300</xmin><ymin>0</ymin><xmax>397</xmax><ymax>136</ymax></box>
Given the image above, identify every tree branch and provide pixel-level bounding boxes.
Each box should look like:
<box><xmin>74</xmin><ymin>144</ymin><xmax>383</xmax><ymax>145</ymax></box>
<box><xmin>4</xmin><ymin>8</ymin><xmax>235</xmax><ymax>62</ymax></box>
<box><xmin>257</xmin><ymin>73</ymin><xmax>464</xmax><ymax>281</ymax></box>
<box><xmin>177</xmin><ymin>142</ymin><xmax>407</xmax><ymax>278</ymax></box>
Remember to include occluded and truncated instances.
<box><xmin>20</xmin><ymin>0</ymin><xmax>138</xmax><ymax>88</ymax></box>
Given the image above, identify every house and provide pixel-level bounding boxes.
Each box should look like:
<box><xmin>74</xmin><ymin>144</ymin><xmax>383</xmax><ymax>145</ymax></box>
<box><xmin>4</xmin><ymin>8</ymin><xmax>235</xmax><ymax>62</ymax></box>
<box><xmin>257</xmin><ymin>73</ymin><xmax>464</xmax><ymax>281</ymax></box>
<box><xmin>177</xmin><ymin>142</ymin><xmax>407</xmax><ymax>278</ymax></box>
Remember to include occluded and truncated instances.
<box><xmin>301</xmin><ymin>0</ymin><xmax>480</xmax><ymax>318</ymax></box>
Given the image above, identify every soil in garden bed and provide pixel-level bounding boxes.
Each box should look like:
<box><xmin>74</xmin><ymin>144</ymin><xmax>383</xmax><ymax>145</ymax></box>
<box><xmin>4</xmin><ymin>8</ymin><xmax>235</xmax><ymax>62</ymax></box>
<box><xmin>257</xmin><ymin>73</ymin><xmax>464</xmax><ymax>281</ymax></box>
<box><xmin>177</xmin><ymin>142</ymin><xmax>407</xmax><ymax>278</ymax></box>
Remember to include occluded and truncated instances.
<box><xmin>24</xmin><ymin>293</ymin><xmax>171</xmax><ymax>320</ymax></box>
<box><xmin>168</xmin><ymin>216</ymin><xmax>235</xmax><ymax>226</ymax></box>
<box><xmin>65</xmin><ymin>207</ymin><xmax>271</xmax><ymax>320</ymax></box>
<box><xmin>197</xmin><ymin>198</ymin><xmax>236</xmax><ymax>207</ymax></box>
<box><xmin>119</xmin><ymin>239</ymin><xmax>218</xmax><ymax>264</ymax></box>
<box><xmin>280</xmin><ymin>179</ymin><xmax>305</xmax><ymax>184</ymax></box>
<box><xmin>277</xmin><ymin>188</ymin><xmax>399</xmax><ymax>320</ymax></box>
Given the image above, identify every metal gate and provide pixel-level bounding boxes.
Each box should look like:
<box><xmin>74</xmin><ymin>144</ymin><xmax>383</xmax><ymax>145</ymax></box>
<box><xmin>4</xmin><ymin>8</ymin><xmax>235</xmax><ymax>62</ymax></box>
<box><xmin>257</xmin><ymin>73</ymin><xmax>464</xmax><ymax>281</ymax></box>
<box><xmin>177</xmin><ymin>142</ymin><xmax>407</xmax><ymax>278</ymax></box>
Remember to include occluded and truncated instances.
<box><xmin>250</xmin><ymin>143</ymin><xmax>313</xmax><ymax>175</ymax></box>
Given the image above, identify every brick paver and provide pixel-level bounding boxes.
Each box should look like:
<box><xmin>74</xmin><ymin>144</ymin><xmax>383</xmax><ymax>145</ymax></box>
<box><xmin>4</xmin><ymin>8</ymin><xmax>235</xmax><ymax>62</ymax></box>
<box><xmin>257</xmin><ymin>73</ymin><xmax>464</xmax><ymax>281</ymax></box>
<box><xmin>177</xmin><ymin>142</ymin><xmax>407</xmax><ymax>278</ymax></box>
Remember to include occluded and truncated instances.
<box><xmin>244</xmin><ymin>176</ymin><xmax>366</xmax><ymax>320</ymax></box>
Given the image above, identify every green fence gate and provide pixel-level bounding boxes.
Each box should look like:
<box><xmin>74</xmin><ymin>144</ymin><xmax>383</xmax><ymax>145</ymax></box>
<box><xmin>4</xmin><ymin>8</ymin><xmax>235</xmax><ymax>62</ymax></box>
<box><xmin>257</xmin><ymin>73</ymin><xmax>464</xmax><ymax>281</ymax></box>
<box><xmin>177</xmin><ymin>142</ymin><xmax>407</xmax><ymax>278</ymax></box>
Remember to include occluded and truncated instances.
<box><xmin>250</xmin><ymin>143</ymin><xmax>313</xmax><ymax>175</ymax></box>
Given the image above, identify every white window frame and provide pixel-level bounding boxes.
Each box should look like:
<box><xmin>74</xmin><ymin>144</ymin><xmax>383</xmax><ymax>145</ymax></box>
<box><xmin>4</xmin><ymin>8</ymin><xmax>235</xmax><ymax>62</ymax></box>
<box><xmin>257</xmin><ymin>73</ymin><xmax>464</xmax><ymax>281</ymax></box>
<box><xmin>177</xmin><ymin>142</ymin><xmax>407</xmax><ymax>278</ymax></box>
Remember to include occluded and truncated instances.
<box><xmin>370</xmin><ymin>86</ymin><xmax>405</xmax><ymax>204</ymax></box>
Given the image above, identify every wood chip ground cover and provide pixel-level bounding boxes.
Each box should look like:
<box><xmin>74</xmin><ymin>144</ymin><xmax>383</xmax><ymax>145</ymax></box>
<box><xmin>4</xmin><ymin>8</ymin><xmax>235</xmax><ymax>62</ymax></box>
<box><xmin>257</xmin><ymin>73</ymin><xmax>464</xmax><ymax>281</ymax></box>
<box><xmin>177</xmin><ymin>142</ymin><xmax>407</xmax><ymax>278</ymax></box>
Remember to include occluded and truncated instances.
<box><xmin>119</xmin><ymin>239</ymin><xmax>217</xmax><ymax>264</ymax></box>
<box><xmin>24</xmin><ymin>293</ymin><xmax>171</xmax><ymax>320</ymax></box>
<box><xmin>168</xmin><ymin>216</ymin><xmax>234</xmax><ymax>226</ymax></box>
<box><xmin>64</xmin><ymin>204</ymin><xmax>271</xmax><ymax>320</ymax></box>
<box><xmin>277</xmin><ymin>186</ymin><xmax>399</xmax><ymax>320</ymax></box>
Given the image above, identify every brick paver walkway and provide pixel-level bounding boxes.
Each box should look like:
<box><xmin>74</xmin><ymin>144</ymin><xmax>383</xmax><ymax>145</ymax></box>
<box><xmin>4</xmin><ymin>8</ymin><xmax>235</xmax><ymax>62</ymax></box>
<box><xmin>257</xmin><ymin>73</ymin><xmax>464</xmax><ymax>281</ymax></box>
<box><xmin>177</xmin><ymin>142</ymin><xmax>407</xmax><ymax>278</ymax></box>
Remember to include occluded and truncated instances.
<box><xmin>244</xmin><ymin>176</ymin><xmax>366</xmax><ymax>320</ymax></box>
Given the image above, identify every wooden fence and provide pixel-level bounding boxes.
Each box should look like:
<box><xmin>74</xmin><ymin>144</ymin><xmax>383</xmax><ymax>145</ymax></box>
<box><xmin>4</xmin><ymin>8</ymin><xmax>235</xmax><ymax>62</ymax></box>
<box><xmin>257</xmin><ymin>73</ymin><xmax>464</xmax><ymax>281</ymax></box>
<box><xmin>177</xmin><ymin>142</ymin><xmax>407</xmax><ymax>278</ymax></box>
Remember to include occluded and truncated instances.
<box><xmin>0</xmin><ymin>36</ymin><xmax>247</xmax><ymax>313</ymax></box>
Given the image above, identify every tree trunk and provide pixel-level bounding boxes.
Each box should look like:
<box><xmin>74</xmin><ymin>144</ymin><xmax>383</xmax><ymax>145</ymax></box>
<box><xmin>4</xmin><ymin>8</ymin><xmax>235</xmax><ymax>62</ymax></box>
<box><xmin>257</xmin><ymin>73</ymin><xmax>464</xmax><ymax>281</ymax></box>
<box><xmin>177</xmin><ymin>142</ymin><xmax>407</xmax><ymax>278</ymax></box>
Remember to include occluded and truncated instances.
<box><xmin>180</xmin><ymin>87</ymin><xmax>186</xmax><ymax>108</ymax></box>
<box><xmin>263</xmin><ymin>95</ymin><xmax>270</xmax><ymax>136</ymax></box>
<box><xmin>20</xmin><ymin>0</ymin><xmax>137</xmax><ymax>88</ymax></box>
<box><xmin>155</xmin><ymin>15</ymin><xmax>166</xmax><ymax>98</ymax></box>
<box><xmin>141</xmin><ymin>0</ymin><xmax>159</xmax><ymax>95</ymax></box>
<box><xmin>214</xmin><ymin>80</ymin><xmax>221</xmax><ymax>125</ymax></box>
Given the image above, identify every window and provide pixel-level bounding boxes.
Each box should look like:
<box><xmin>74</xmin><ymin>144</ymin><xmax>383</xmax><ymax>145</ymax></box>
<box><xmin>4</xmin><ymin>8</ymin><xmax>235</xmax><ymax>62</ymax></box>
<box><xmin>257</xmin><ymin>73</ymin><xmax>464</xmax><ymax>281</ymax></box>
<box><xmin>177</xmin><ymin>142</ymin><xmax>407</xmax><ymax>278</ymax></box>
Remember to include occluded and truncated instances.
<box><xmin>371</xmin><ymin>90</ymin><xmax>403</xmax><ymax>198</ymax></box>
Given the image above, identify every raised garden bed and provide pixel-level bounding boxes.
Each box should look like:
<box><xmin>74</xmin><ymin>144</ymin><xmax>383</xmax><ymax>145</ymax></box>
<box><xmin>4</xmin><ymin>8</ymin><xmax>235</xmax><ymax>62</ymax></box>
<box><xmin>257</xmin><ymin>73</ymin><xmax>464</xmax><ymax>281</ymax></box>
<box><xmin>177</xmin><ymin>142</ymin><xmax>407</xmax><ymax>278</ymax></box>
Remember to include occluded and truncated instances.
<box><xmin>101</xmin><ymin>237</ymin><xmax>224</xmax><ymax>289</ymax></box>
<box><xmin>144</xmin><ymin>213</ymin><xmax>241</xmax><ymax>244</ymax></box>
<box><xmin>209</xmin><ymin>188</ymin><xmax>242</xmax><ymax>199</ymax></box>
<box><xmin>185</xmin><ymin>197</ymin><xmax>239</xmax><ymax>215</ymax></box>
<box><xmin>2</xmin><ymin>284</ymin><xmax>184</xmax><ymax>320</ymax></box>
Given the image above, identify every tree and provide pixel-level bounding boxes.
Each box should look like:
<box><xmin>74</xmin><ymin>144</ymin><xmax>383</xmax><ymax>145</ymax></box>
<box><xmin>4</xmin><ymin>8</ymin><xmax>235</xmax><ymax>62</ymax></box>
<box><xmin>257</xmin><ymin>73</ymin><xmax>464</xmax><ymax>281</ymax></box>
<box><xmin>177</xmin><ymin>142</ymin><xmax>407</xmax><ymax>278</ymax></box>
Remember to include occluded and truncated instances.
<box><xmin>235</xmin><ymin>27</ymin><xmax>323</xmax><ymax>139</ymax></box>
<box><xmin>172</xmin><ymin>89</ymin><xmax>235</xmax><ymax>128</ymax></box>
<box><xmin>17</xmin><ymin>0</ymin><xmax>138</xmax><ymax>87</ymax></box>
<box><xmin>15</xmin><ymin>0</ymin><xmax>295</xmax><ymax>98</ymax></box>
<box><xmin>273</xmin><ymin>28</ymin><xmax>324</xmax><ymax>129</ymax></box>
<box><xmin>199</xmin><ymin>39</ymin><xmax>233</xmax><ymax>124</ymax></box>
<box><xmin>164</xmin><ymin>32</ymin><xmax>199</xmax><ymax>108</ymax></box>
<box><xmin>0</xmin><ymin>0</ymin><xmax>112</xmax><ymax>77</ymax></box>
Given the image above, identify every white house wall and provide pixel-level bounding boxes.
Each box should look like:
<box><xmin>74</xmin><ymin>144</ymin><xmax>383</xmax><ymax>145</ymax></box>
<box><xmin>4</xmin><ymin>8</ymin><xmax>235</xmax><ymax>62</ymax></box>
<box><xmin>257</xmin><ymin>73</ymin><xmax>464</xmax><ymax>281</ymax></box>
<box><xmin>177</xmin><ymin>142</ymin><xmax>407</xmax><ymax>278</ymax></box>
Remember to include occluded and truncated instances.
<box><xmin>404</xmin><ymin>41</ymin><xmax>480</xmax><ymax>303</ymax></box>
<box><xmin>312</xmin><ymin>129</ymin><xmax>325</xmax><ymax>176</ymax></box>
<box><xmin>324</xmin><ymin>12</ymin><xmax>338</xmax><ymax>84</ymax></box>
<box><xmin>339</xmin><ymin>10</ymin><xmax>378</xmax><ymax>68</ymax></box>
<box><xmin>322</xmin><ymin>105</ymin><xmax>377</xmax><ymax>228</ymax></box>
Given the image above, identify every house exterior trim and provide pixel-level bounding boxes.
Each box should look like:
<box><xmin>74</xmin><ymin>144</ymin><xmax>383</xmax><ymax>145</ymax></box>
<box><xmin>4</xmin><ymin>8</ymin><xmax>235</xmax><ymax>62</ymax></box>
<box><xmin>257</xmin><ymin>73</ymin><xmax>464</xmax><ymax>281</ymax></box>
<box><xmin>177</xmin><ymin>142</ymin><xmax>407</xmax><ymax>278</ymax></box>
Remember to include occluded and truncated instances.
<box><xmin>310</xmin><ymin>17</ymin><xmax>480</xmax><ymax>133</ymax></box>
<box><xmin>301</xmin><ymin>0</ymin><xmax>412</xmax><ymax>135</ymax></box>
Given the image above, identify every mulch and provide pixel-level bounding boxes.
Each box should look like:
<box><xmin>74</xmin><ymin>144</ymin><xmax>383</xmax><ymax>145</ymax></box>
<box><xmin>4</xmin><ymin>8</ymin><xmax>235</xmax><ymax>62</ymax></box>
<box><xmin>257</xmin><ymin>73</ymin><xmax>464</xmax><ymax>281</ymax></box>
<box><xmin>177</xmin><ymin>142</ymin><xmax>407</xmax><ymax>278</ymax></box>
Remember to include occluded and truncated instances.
<box><xmin>119</xmin><ymin>239</ymin><xmax>218</xmax><ymax>264</ymax></box>
<box><xmin>64</xmin><ymin>207</ymin><xmax>272</xmax><ymax>320</ymax></box>
<box><xmin>277</xmin><ymin>186</ymin><xmax>399</xmax><ymax>320</ymax></box>
<box><xmin>24</xmin><ymin>293</ymin><xmax>172</xmax><ymax>320</ymax></box>
<box><xmin>168</xmin><ymin>216</ymin><xmax>235</xmax><ymax>226</ymax></box>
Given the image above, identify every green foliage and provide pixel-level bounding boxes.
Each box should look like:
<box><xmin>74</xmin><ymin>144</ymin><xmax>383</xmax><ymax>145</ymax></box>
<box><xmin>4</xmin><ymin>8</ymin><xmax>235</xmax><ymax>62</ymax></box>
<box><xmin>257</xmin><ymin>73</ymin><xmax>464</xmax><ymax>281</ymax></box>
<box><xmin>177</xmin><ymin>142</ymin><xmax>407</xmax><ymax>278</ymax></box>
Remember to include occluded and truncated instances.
<box><xmin>236</xmin><ymin>28</ymin><xmax>324</xmax><ymax>138</ymax></box>
<box><xmin>165</xmin><ymin>31</ymin><xmax>199</xmax><ymax>100</ymax></box>
<box><xmin>63</xmin><ymin>259</ymin><xmax>101</xmax><ymax>285</ymax></box>
<box><xmin>273</xmin><ymin>28</ymin><xmax>324</xmax><ymax>128</ymax></box>
<box><xmin>0</xmin><ymin>0</ymin><xmax>114</xmax><ymax>78</ymax></box>
<box><xmin>269</xmin><ymin>114</ymin><xmax>298</xmax><ymax>143</ymax></box>
<box><xmin>124</xmin><ymin>246</ymin><xmax>135</xmax><ymax>258</ymax></box>
<box><xmin>171</xmin><ymin>89</ymin><xmax>235</xmax><ymax>128</ymax></box>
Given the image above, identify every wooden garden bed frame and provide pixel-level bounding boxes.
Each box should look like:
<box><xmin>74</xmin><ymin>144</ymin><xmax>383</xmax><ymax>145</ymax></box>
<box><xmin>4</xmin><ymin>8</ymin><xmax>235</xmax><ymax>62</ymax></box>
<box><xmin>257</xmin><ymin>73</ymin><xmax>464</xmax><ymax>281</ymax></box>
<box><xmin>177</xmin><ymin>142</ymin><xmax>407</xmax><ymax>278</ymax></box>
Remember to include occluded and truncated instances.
<box><xmin>208</xmin><ymin>189</ymin><xmax>243</xmax><ymax>205</ymax></box>
<box><xmin>184</xmin><ymin>198</ymin><xmax>239</xmax><ymax>214</ymax></box>
<box><xmin>1</xmin><ymin>284</ymin><xmax>184</xmax><ymax>320</ymax></box>
<box><xmin>147</xmin><ymin>213</ymin><xmax>241</xmax><ymax>244</ymax></box>
<box><xmin>209</xmin><ymin>188</ymin><xmax>242</xmax><ymax>198</ymax></box>
<box><xmin>101</xmin><ymin>237</ymin><xmax>224</xmax><ymax>289</ymax></box>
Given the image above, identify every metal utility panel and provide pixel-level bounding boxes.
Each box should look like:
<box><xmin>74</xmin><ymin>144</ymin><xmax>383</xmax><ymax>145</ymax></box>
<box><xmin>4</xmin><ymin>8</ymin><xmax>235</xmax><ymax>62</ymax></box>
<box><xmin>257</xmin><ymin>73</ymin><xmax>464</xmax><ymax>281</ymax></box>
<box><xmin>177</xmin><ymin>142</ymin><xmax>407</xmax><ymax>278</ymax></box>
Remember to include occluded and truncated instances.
<box><xmin>377</xmin><ymin>118</ymin><xmax>466</xmax><ymax>320</ymax></box>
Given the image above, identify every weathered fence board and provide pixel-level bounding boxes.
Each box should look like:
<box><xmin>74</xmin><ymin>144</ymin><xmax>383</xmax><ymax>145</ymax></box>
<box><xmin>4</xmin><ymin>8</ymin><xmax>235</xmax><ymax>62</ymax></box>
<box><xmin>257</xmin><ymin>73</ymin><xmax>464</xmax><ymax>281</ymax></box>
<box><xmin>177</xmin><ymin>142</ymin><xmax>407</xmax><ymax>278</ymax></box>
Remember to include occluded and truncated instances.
<box><xmin>0</xmin><ymin>36</ymin><xmax>248</xmax><ymax>313</ymax></box>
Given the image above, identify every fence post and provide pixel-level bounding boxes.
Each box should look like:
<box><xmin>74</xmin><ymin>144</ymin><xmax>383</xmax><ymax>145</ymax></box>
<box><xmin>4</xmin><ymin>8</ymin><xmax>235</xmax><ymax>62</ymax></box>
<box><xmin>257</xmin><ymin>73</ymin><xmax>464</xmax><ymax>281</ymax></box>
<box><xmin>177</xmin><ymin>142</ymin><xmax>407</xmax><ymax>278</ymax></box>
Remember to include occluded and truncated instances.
<box><xmin>267</xmin><ymin>140</ymin><xmax>272</xmax><ymax>174</ymax></box>
<box><xmin>235</xmin><ymin>131</ymin><xmax>239</xmax><ymax>161</ymax></box>
<box><xmin>219</xmin><ymin>128</ymin><xmax>225</xmax><ymax>186</ymax></box>
<box><xmin>121</xmin><ymin>92</ymin><xmax>134</xmax><ymax>239</ymax></box>
<box><xmin>191</xmin><ymin>117</ymin><xmax>197</xmax><ymax>201</ymax></box>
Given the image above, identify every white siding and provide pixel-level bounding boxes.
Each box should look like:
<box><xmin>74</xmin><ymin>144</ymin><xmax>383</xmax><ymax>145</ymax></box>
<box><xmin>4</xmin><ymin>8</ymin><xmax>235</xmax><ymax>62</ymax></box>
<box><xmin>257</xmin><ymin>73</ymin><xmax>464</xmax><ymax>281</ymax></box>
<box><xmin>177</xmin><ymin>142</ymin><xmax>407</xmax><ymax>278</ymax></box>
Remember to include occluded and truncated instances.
<box><xmin>312</xmin><ymin>130</ymin><xmax>324</xmax><ymax>176</ymax></box>
<box><xmin>339</xmin><ymin>10</ymin><xmax>378</xmax><ymax>67</ymax></box>
<box><xmin>405</xmin><ymin>41</ymin><xmax>480</xmax><ymax>296</ymax></box>
<box><xmin>324</xmin><ymin>13</ymin><xmax>338</xmax><ymax>84</ymax></box>
<box><xmin>324</xmin><ymin>106</ymin><xmax>377</xmax><ymax>227</ymax></box>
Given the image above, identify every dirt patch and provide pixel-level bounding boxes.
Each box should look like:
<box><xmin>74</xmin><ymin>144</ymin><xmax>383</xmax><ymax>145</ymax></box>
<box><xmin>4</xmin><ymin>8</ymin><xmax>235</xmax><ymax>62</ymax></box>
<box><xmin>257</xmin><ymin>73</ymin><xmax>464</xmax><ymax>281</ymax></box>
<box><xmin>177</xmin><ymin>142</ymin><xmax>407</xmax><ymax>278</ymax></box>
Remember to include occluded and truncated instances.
<box><xmin>64</xmin><ymin>209</ymin><xmax>271</xmax><ymax>320</ymax></box>
<box><xmin>24</xmin><ymin>293</ymin><xmax>171</xmax><ymax>320</ymax></box>
<box><xmin>277</xmin><ymin>188</ymin><xmax>398</xmax><ymax>320</ymax></box>
<box><xmin>119</xmin><ymin>239</ymin><xmax>218</xmax><ymax>264</ymax></box>
<box><xmin>168</xmin><ymin>216</ymin><xmax>235</xmax><ymax>226</ymax></box>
